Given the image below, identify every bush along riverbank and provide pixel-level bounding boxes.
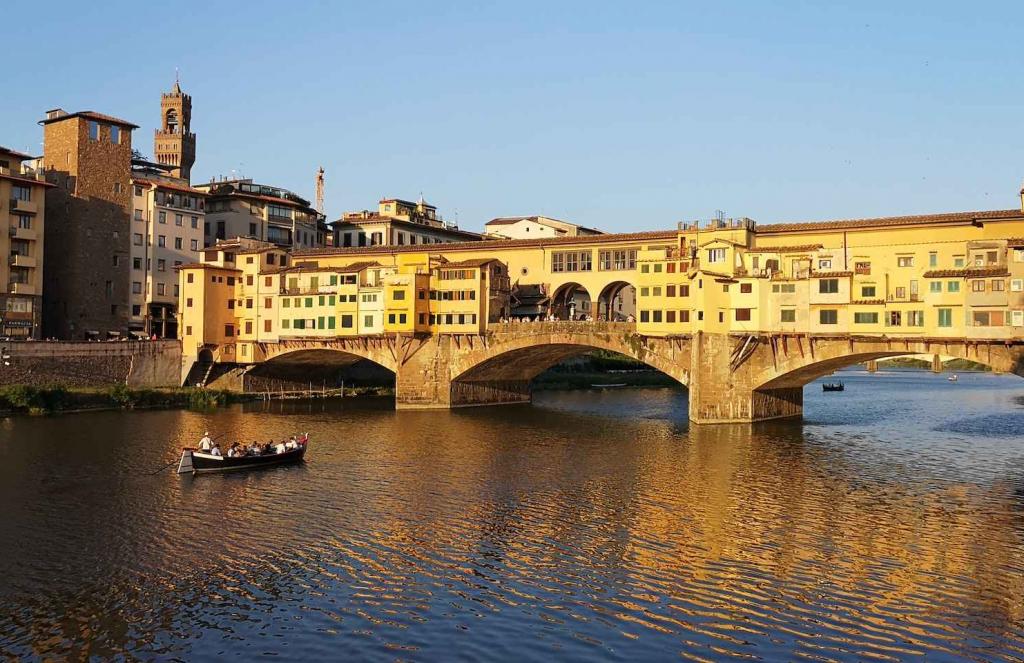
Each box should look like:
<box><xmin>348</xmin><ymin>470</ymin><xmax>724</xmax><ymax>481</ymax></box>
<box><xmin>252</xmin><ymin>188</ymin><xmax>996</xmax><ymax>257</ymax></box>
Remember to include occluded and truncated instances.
<box><xmin>0</xmin><ymin>385</ymin><xmax>250</xmax><ymax>416</ymax></box>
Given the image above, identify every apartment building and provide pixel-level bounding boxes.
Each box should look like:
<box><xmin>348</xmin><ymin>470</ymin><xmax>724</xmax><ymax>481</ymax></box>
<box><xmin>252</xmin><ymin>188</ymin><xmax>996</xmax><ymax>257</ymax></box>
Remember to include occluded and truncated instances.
<box><xmin>0</xmin><ymin>147</ymin><xmax>52</xmax><ymax>338</ymax></box>
<box><xmin>194</xmin><ymin>179</ymin><xmax>326</xmax><ymax>249</ymax></box>
<box><xmin>484</xmin><ymin>215</ymin><xmax>603</xmax><ymax>240</ymax></box>
<box><xmin>330</xmin><ymin>197</ymin><xmax>482</xmax><ymax>248</ymax></box>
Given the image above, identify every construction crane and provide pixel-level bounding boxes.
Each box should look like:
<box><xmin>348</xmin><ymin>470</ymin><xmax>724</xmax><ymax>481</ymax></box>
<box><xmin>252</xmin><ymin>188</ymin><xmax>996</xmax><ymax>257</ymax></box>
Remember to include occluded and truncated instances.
<box><xmin>315</xmin><ymin>166</ymin><xmax>325</xmax><ymax>215</ymax></box>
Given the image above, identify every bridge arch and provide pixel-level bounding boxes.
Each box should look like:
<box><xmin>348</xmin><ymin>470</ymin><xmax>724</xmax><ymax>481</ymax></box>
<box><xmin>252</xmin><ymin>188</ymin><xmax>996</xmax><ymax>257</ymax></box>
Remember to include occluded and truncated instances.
<box><xmin>550</xmin><ymin>282</ymin><xmax>592</xmax><ymax>320</ymax></box>
<box><xmin>246</xmin><ymin>343</ymin><xmax>399</xmax><ymax>393</ymax></box>
<box><xmin>445</xmin><ymin>322</ymin><xmax>690</xmax><ymax>407</ymax></box>
<box><xmin>752</xmin><ymin>339</ymin><xmax>1024</xmax><ymax>392</ymax></box>
<box><xmin>595</xmin><ymin>280</ymin><xmax>636</xmax><ymax>322</ymax></box>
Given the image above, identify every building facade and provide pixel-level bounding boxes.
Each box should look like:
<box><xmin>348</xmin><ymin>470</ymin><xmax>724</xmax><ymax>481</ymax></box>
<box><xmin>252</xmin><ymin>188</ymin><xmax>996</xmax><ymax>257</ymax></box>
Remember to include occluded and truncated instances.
<box><xmin>484</xmin><ymin>215</ymin><xmax>603</xmax><ymax>240</ymax></box>
<box><xmin>178</xmin><ymin>242</ymin><xmax>511</xmax><ymax>369</ymax></box>
<box><xmin>129</xmin><ymin>166</ymin><xmax>206</xmax><ymax>337</ymax></box>
<box><xmin>40</xmin><ymin>109</ymin><xmax>137</xmax><ymax>339</ymax></box>
<box><xmin>194</xmin><ymin>179</ymin><xmax>326</xmax><ymax>249</ymax></box>
<box><xmin>331</xmin><ymin>197</ymin><xmax>483</xmax><ymax>248</ymax></box>
<box><xmin>0</xmin><ymin>147</ymin><xmax>52</xmax><ymax>338</ymax></box>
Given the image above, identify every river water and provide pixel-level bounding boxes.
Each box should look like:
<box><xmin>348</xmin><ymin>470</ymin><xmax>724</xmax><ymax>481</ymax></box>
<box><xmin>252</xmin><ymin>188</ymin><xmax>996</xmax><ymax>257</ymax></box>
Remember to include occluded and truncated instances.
<box><xmin>2</xmin><ymin>371</ymin><xmax>1024</xmax><ymax>661</ymax></box>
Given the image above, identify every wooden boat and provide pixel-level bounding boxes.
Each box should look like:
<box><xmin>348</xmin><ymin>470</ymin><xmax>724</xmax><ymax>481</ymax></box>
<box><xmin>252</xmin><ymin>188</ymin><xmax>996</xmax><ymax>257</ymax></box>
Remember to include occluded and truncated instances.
<box><xmin>822</xmin><ymin>382</ymin><xmax>845</xmax><ymax>392</ymax></box>
<box><xmin>176</xmin><ymin>435</ymin><xmax>309</xmax><ymax>475</ymax></box>
<box><xmin>948</xmin><ymin>374</ymin><xmax>958</xmax><ymax>382</ymax></box>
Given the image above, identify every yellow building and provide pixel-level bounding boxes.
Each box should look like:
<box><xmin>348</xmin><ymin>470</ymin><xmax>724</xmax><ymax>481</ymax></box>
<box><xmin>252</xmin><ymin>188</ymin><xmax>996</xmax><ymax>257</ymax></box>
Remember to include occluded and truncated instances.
<box><xmin>330</xmin><ymin>196</ymin><xmax>483</xmax><ymax>248</ymax></box>
<box><xmin>0</xmin><ymin>146</ymin><xmax>51</xmax><ymax>338</ymax></box>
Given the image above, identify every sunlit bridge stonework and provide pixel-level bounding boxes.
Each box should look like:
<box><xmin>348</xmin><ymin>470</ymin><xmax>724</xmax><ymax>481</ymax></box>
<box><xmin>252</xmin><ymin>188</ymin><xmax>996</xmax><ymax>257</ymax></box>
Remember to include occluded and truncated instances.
<box><xmin>178</xmin><ymin>200</ymin><xmax>1024</xmax><ymax>423</ymax></box>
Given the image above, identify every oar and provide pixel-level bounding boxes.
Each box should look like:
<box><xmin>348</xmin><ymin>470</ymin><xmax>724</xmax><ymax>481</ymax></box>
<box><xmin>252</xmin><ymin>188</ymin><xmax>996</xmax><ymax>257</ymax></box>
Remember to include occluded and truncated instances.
<box><xmin>148</xmin><ymin>457</ymin><xmax>182</xmax><ymax>475</ymax></box>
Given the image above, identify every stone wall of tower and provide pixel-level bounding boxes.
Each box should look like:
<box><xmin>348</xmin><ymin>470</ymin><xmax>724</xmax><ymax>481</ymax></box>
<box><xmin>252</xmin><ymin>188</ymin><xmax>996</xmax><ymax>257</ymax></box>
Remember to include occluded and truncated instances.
<box><xmin>42</xmin><ymin>116</ymin><xmax>133</xmax><ymax>339</ymax></box>
<box><xmin>154</xmin><ymin>89</ymin><xmax>196</xmax><ymax>182</ymax></box>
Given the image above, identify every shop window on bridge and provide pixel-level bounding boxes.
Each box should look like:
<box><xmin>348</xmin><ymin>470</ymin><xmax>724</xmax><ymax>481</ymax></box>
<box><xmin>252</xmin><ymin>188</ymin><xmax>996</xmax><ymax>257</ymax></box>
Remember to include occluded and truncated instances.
<box><xmin>1012</xmin><ymin>279</ymin><xmax>1023</xmax><ymax>292</ymax></box>
<box><xmin>1014</xmin><ymin>249</ymin><xmax>1024</xmax><ymax>263</ymax></box>
<box><xmin>707</xmin><ymin>248</ymin><xmax>726</xmax><ymax>263</ymax></box>
<box><xmin>1013</xmin><ymin>310</ymin><xmax>1024</xmax><ymax>326</ymax></box>
<box><xmin>895</xmin><ymin>287</ymin><xmax>906</xmax><ymax>299</ymax></box>
<box><xmin>652</xmin><ymin>311</ymin><xmax>663</xmax><ymax>323</ymax></box>
<box><xmin>819</xmin><ymin>279</ymin><xmax>839</xmax><ymax>294</ymax></box>
<box><xmin>971</xmin><ymin>280</ymin><xmax>986</xmax><ymax>292</ymax></box>
<box><xmin>972</xmin><ymin>310</ymin><xmax>1004</xmax><ymax>326</ymax></box>
<box><xmin>667</xmin><ymin>311</ymin><xmax>676</xmax><ymax>323</ymax></box>
<box><xmin>735</xmin><ymin>308</ymin><xmax>751</xmax><ymax>321</ymax></box>
<box><xmin>598</xmin><ymin>249</ymin><xmax>637</xmax><ymax>271</ymax></box>
<box><xmin>992</xmin><ymin>280</ymin><xmax>1005</xmax><ymax>291</ymax></box>
<box><xmin>929</xmin><ymin>281</ymin><xmax>942</xmax><ymax>293</ymax></box>
<box><xmin>937</xmin><ymin>308</ymin><xmax>953</xmax><ymax>327</ymax></box>
<box><xmin>224</xmin><ymin>324</ymin><xmax>234</xmax><ymax>337</ymax></box>
<box><xmin>772</xmin><ymin>283</ymin><xmax>796</xmax><ymax>294</ymax></box>
<box><xmin>639</xmin><ymin>310</ymin><xmax>650</xmax><ymax>323</ymax></box>
<box><xmin>551</xmin><ymin>251</ymin><xmax>592</xmax><ymax>273</ymax></box>
<box><xmin>679</xmin><ymin>285</ymin><xmax>690</xmax><ymax>296</ymax></box>
<box><xmin>907</xmin><ymin>311</ymin><xmax>925</xmax><ymax>327</ymax></box>
<box><xmin>667</xmin><ymin>285</ymin><xmax>676</xmax><ymax>297</ymax></box>
<box><xmin>393</xmin><ymin>290</ymin><xmax>406</xmax><ymax>300</ymax></box>
<box><xmin>819</xmin><ymin>309</ymin><xmax>838</xmax><ymax>325</ymax></box>
<box><xmin>640</xmin><ymin>287</ymin><xmax>649</xmax><ymax>297</ymax></box>
<box><xmin>740</xmin><ymin>283</ymin><xmax>752</xmax><ymax>294</ymax></box>
<box><xmin>886</xmin><ymin>311</ymin><xmax>902</xmax><ymax>327</ymax></box>
<box><xmin>861</xmin><ymin>285</ymin><xmax>876</xmax><ymax>298</ymax></box>
<box><xmin>948</xmin><ymin>281</ymin><xmax>960</xmax><ymax>293</ymax></box>
<box><xmin>282</xmin><ymin>320</ymin><xmax>290</xmax><ymax>329</ymax></box>
<box><xmin>679</xmin><ymin>310</ymin><xmax>690</xmax><ymax>322</ymax></box>
<box><xmin>897</xmin><ymin>256</ymin><xmax>914</xmax><ymax>267</ymax></box>
<box><xmin>779</xmin><ymin>309</ymin><xmax>796</xmax><ymax>323</ymax></box>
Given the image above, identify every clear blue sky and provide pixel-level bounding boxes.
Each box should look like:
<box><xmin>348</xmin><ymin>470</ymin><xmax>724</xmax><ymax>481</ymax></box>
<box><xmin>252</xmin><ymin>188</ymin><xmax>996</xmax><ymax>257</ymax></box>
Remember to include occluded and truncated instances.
<box><xmin>4</xmin><ymin>1</ymin><xmax>1022</xmax><ymax>232</ymax></box>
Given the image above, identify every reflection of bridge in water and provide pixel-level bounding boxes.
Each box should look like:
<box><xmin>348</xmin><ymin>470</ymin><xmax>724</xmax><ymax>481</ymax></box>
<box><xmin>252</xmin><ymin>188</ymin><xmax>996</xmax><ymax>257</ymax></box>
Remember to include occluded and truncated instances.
<box><xmin>225</xmin><ymin>321</ymin><xmax>1024</xmax><ymax>423</ymax></box>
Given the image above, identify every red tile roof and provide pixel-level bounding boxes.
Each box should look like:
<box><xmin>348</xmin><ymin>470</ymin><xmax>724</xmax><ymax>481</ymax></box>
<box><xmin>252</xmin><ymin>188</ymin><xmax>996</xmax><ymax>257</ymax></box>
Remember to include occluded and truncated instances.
<box><xmin>922</xmin><ymin>267</ymin><xmax>1009</xmax><ymax>278</ymax></box>
<box><xmin>811</xmin><ymin>271</ymin><xmax>854</xmax><ymax>278</ymax></box>
<box><xmin>39</xmin><ymin>110</ymin><xmax>139</xmax><ymax>129</ymax></box>
<box><xmin>850</xmin><ymin>299</ymin><xmax>886</xmax><ymax>305</ymax></box>
<box><xmin>131</xmin><ymin>177</ymin><xmax>207</xmax><ymax>195</ymax></box>
<box><xmin>746</xmin><ymin>244</ymin><xmax>823</xmax><ymax>253</ymax></box>
<box><xmin>760</xmin><ymin>209</ymin><xmax>1023</xmax><ymax>233</ymax></box>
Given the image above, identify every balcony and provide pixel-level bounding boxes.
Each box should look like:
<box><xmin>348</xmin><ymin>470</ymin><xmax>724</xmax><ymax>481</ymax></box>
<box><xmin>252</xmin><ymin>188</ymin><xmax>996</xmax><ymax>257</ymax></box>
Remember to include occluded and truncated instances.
<box><xmin>10</xmin><ymin>226</ymin><xmax>37</xmax><ymax>241</ymax></box>
<box><xmin>9</xmin><ymin>198</ymin><xmax>37</xmax><ymax>214</ymax></box>
<box><xmin>8</xmin><ymin>254</ymin><xmax>35</xmax><ymax>268</ymax></box>
<box><xmin>9</xmin><ymin>282</ymin><xmax>35</xmax><ymax>295</ymax></box>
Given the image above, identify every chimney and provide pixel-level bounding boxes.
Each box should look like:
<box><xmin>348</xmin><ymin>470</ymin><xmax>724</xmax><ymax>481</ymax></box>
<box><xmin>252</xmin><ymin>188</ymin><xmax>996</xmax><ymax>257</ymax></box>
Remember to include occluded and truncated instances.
<box><xmin>45</xmin><ymin>108</ymin><xmax>67</xmax><ymax>120</ymax></box>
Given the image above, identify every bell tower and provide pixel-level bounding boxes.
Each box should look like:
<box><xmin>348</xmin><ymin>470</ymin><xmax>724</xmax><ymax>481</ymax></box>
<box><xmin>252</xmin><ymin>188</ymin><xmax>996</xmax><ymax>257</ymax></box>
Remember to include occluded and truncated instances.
<box><xmin>154</xmin><ymin>76</ymin><xmax>196</xmax><ymax>181</ymax></box>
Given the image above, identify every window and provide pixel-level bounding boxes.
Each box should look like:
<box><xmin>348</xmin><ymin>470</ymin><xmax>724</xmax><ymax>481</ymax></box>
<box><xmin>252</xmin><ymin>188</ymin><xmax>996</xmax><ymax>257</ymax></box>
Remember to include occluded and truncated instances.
<box><xmin>929</xmin><ymin>252</ymin><xmax>938</xmax><ymax>267</ymax></box>
<box><xmin>735</xmin><ymin>308</ymin><xmax>751</xmax><ymax>321</ymax></box>
<box><xmin>88</xmin><ymin>121</ymin><xmax>100</xmax><ymax>141</ymax></box>
<box><xmin>110</xmin><ymin>126</ymin><xmax>120</xmax><ymax>144</ymax></box>
<box><xmin>174</xmin><ymin>237</ymin><xmax>183</xmax><ymax>250</ymax></box>
<box><xmin>854</xmin><ymin>312</ymin><xmax>878</xmax><ymax>324</ymax></box>
<box><xmin>907</xmin><ymin>311</ymin><xmax>924</xmax><ymax>327</ymax></box>
<box><xmin>1013</xmin><ymin>310</ymin><xmax>1024</xmax><ymax>327</ymax></box>
<box><xmin>157</xmin><ymin>259</ymin><xmax>166</xmax><ymax>272</ymax></box>
<box><xmin>819</xmin><ymin>309</ymin><xmax>838</xmax><ymax>325</ymax></box>
<box><xmin>133</xmin><ymin>258</ymin><xmax>142</xmax><ymax>270</ymax></box>
<box><xmin>772</xmin><ymin>283</ymin><xmax>796</xmax><ymax>294</ymax></box>
<box><xmin>972</xmin><ymin>311</ymin><xmax>1004</xmax><ymax>327</ymax></box>
<box><xmin>12</xmin><ymin>186</ymin><xmax>31</xmax><ymax>202</ymax></box>
<box><xmin>780</xmin><ymin>309</ymin><xmax>796</xmax><ymax>323</ymax></box>
<box><xmin>341</xmin><ymin>315</ymin><xmax>353</xmax><ymax>329</ymax></box>
<box><xmin>992</xmin><ymin>279</ymin><xmax>1004</xmax><ymax>291</ymax></box>
<box><xmin>954</xmin><ymin>257</ymin><xmax>965</xmax><ymax>267</ymax></box>
<box><xmin>818</xmin><ymin>259</ymin><xmax>832</xmax><ymax>269</ymax></box>
<box><xmin>895</xmin><ymin>287</ymin><xmax>906</xmax><ymax>299</ymax></box>
<box><xmin>938</xmin><ymin>308</ymin><xmax>953</xmax><ymax>328</ymax></box>
<box><xmin>158</xmin><ymin>211</ymin><xmax>166</xmax><ymax>224</ymax></box>
<box><xmin>157</xmin><ymin>283</ymin><xmax>165</xmax><ymax>296</ymax></box>
<box><xmin>652</xmin><ymin>310</ymin><xmax>663</xmax><ymax>323</ymax></box>
<box><xmin>157</xmin><ymin>235</ymin><xmax>166</xmax><ymax>248</ymax></box>
<box><xmin>393</xmin><ymin>290</ymin><xmax>406</xmax><ymax>300</ymax></box>
<box><xmin>15</xmin><ymin>214</ymin><xmax>32</xmax><ymax>229</ymax></box>
<box><xmin>929</xmin><ymin>281</ymin><xmax>942</xmax><ymax>293</ymax></box>
<box><xmin>1012</xmin><ymin>279</ymin><xmax>1023</xmax><ymax>292</ymax></box>
<box><xmin>399</xmin><ymin>314</ymin><xmax>407</xmax><ymax>324</ymax></box>
<box><xmin>132</xmin><ymin>281</ymin><xmax>142</xmax><ymax>294</ymax></box>
<box><xmin>740</xmin><ymin>283</ymin><xmax>752</xmax><ymax>294</ymax></box>
<box><xmin>133</xmin><ymin>233</ymin><xmax>143</xmax><ymax>246</ymax></box>
<box><xmin>175</xmin><ymin>214</ymin><xmax>183</xmax><ymax>226</ymax></box>
<box><xmin>191</xmin><ymin>239</ymin><xmax>199</xmax><ymax>251</ymax></box>
<box><xmin>819</xmin><ymin>279</ymin><xmax>839</xmax><ymax>294</ymax></box>
<box><xmin>551</xmin><ymin>251</ymin><xmax>593</xmax><ymax>272</ymax></box>
<box><xmin>971</xmin><ymin>280</ymin><xmax>985</xmax><ymax>292</ymax></box>
<box><xmin>639</xmin><ymin>310</ymin><xmax>649</xmax><ymax>323</ymax></box>
<box><xmin>855</xmin><ymin>262</ymin><xmax>871</xmax><ymax>275</ymax></box>
<box><xmin>886</xmin><ymin>311</ymin><xmax>901</xmax><ymax>327</ymax></box>
<box><xmin>1014</xmin><ymin>249</ymin><xmax>1024</xmax><ymax>263</ymax></box>
<box><xmin>897</xmin><ymin>256</ymin><xmax>914</xmax><ymax>267</ymax></box>
<box><xmin>861</xmin><ymin>286</ymin><xmax>876</xmax><ymax>298</ymax></box>
<box><xmin>224</xmin><ymin>324</ymin><xmax>234</xmax><ymax>337</ymax></box>
<box><xmin>364</xmin><ymin>315</ymin><xmax>374</xmax><ymax>328</ymax></box>
<box><xmin>134</xmin><ymin>209</ymin><xmax>144</xmax><ymax>221</ymax></box>
<box><xmin>264</xmin><ymin>320</ymin><xmax>273</xmax><ymax>333</ymax></box>
<box><xmin>948</xmin><ymin>281</ymin><xmax>960</xmax><ymax>293</ymax></box>
<box><xmin>707</xmin><ymin>248</ymin><xmax>726</xmax><ymax>263</ymax></box>
<box><xmin>191</xmin><ymin>216</ymin><xmax>199</xmax><ymax>229</ymax></box>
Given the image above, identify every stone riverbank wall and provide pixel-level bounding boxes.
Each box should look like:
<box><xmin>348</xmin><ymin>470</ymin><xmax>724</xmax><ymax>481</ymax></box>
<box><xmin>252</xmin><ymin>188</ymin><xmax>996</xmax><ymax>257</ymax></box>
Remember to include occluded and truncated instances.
<box><xmin>0</xmin><ymin>340</ymin><xmax>182</xmax><ymax>389</ymax></box>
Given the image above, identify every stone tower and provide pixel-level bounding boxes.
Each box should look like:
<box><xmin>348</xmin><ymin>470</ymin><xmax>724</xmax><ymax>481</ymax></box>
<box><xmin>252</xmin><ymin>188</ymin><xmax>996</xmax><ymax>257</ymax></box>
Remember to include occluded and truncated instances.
<box><xmin>154</xmin><ymin>78</ymin><xmax>196</xmax><ymax>181</ymax></box>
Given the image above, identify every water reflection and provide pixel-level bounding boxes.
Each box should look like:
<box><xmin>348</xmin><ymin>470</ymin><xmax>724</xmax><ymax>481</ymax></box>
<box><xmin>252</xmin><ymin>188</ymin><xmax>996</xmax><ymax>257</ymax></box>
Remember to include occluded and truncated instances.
<box><xmin>1</xmin><ymin>374</ymin><xmax>1023</xmax><ymax>660</ymax></box>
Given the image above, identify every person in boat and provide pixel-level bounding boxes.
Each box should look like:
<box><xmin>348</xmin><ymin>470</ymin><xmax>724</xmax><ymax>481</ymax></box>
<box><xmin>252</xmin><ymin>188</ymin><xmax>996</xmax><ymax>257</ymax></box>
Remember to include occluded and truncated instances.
<box><xmin>285</xmin><ymin>436</ymin><xmax>298</xmax><ymax>450</ymax></box>
<box><xmin>198</xmin><ymin>431</ymin><xmax>213</xmax><ymax>452</ymax></box>
<box><xmin>210</xmin><ymin>442</ymin><xmax>222</xmax><ymax>457</ymax></box>
<box><xmin>274</xmin><ymin>440</ymin><xmax>287</xmax><ymax>454</ymax></box>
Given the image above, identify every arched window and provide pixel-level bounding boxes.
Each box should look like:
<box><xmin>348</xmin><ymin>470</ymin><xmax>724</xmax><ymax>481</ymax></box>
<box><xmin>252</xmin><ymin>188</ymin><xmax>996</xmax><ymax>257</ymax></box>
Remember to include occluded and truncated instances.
<box><xmin>166</xmin><ymin>109</ymin><xmax>179</xmax><ymax>134</ymax></box>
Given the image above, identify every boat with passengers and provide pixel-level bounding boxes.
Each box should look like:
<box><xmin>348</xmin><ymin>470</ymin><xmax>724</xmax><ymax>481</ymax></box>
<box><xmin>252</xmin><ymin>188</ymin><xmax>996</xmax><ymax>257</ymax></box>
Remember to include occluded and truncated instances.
<box><xmin>176</xmin><ymin>433</ymin><xmax>309</xmax><ymax>475</ymax></box>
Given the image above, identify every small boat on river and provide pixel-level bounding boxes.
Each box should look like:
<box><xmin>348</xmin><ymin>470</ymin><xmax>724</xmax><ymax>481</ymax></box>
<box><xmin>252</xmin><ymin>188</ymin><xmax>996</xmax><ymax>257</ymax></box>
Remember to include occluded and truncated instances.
<box><xmin>822</xmin><ymin>382</ymin><xmax>845</xmax><ymax>392</ymax></box>
<box><xmin>948</xmin><ymin>374</ymin><xmax>959</xmax><ymax>382</ymax></box>
<box><xmin>176</xmin><ymin>434</ymin><xmax>309</xmax><ymax>475</ymax></box>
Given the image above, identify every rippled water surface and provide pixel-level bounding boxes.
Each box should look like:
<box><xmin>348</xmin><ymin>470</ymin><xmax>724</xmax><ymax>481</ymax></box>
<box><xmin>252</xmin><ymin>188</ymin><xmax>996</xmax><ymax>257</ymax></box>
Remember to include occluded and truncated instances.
<box><xmin>3</xmin><ymin>371</ymin><xmax>1024</xmax><ymax>661</ymax></box>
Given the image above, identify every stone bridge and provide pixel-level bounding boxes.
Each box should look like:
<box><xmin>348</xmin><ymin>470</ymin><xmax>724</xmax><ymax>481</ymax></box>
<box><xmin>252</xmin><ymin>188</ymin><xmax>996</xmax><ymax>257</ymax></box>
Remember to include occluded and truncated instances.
<box><xmin>233</xmin><ymin>322</ymin><xmax>1024</xmax><ymax>423</ymax></box>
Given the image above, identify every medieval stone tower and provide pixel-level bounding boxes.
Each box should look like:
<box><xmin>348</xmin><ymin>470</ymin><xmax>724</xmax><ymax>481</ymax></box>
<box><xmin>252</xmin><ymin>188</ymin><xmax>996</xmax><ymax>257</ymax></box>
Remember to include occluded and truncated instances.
<box><xmin>154</xmin><ymin>79</ymin><xmax>196</xmax><ymax>181</ymax></box>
